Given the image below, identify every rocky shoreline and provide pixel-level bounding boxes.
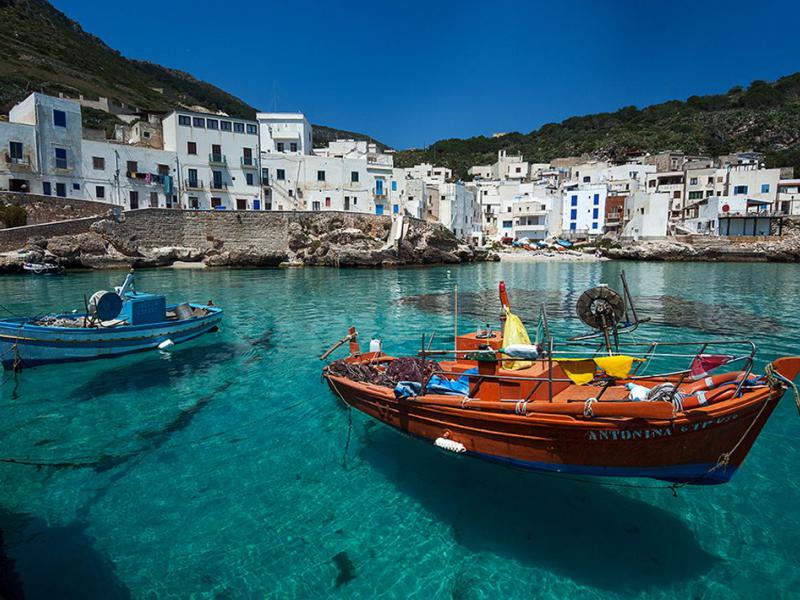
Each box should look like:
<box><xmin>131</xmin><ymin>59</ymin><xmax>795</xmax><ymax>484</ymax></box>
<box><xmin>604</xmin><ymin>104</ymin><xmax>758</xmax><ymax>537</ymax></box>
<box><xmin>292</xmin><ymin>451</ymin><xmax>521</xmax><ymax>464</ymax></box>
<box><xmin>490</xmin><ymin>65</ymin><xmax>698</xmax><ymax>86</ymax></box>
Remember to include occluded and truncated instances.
<box><xmin>604</xmin><ymin>234</ymin><xmax>800</xmax><ymax>262</ymax></box>
<box><xmin>0</xmin><ymin>211</ymin><xmax>499</xmax><ymax>272</ymax></box>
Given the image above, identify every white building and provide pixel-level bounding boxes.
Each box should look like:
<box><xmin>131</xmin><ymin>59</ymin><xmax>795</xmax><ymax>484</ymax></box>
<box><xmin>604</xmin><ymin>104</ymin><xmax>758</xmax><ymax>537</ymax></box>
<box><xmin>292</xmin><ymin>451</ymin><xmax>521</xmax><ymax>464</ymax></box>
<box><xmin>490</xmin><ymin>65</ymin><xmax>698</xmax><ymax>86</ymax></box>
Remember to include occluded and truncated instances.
<box><xmin>777</xmin><ymin>179</ymin><xmax>800</xmax><ymax>215</ymax></box>
<box><xmin>80</xmin><ymin>140</ymin><xmax>177</xmax><ymax>208</ymax></box>
<box><xmin>721</xmin><ymin>165</ymin><xmax>781</xmax><ymax>212</ymax></box>
<box><xmin>561</xmin><ymin>183</ymin><xmax>608</xmax><ymax>237</ymax></box>
<box><xmin>257</xmin><ymin>112</ymin><xmax>312</xmax><ymax>155</ymax></box>
<box><xmin>162</xmin><ymin>110</ymin><xmax>262</xmax><ymax>210</ymax></box>
<box><xmin>437</xmin><ymin>182</ymin><xmax>478</xmax><ymax>240</ymax></box>
<box><xmin>406</xmin><ymin>163</ymin><xmax>452</xmax><ymax>185</ymax></box>
<box><xmin>684</xmin><ymin>195</ymin><xmax>747</xmax><ymax>234</ymax></box>
<box><xmin>622</xmin><ymin>191</ymin><xmax>670</xmax><ymax>239</ymax></box>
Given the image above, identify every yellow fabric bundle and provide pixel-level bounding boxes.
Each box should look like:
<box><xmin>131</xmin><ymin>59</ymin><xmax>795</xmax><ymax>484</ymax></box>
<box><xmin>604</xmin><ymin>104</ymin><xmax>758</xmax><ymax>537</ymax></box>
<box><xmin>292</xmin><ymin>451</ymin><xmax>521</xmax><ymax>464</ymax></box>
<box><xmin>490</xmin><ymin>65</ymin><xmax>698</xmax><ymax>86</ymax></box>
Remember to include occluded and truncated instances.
<box><xmin>502</xmin><ymin>308</ymin><xmax>532</xmax><ymax>370</ymax></box>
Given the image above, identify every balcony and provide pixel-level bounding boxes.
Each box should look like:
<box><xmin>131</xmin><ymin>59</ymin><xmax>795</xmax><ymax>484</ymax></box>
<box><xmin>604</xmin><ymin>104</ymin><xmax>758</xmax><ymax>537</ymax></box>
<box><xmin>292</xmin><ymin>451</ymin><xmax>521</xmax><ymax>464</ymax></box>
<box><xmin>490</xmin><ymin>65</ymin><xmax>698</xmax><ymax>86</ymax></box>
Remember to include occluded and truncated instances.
<box><xmin>4</xmin><ymin>153</ymin><xmax>32</xmax><ymax>169</ymax></box>
<box><xmin>241</xmin><ymin>156</ymin><xmax>258</xmax><ymax>169</ymax></box>
<box><xmin>210</xmin><ymin>181</ymin><xmax>228</xmax><ymax>191</ymax></box>
<box><xmin>184</xmin><ymin>179</ymin><xmax>205</xmax><ymax>191</ymax></box>
<box><xmin>261</xmin><ymin>176</ymin><xmax>270</xmax><ymax>186</ymax></box>
<box><xmin>209</xmin><ymin>154</ymin><xmax>227</xmax><ymax>166</ymax></box>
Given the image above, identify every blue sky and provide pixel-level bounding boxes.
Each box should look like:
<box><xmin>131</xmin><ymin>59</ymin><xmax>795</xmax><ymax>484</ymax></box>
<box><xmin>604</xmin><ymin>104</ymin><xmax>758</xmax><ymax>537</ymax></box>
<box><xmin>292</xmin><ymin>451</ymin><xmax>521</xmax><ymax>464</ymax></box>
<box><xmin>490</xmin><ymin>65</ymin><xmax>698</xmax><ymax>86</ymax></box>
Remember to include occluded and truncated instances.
<box><xmin>52</xmin><ymin>0</ymin><xmax>800</xmax><ymax>150</ymax></box>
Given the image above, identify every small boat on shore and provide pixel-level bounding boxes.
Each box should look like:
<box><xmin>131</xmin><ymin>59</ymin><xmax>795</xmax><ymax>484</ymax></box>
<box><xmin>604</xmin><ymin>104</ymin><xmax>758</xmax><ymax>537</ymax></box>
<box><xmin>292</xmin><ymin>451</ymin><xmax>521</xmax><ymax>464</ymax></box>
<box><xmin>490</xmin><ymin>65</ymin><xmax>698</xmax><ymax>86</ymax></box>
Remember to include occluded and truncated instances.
<box><xmin>0</xmin><ymin>271</ymin><xmax>222</xmax><ymax>369</ymax></box>
<box><xmin>22</xmin><ymin>262</ymin><xmax>64</xmax><ymax>275</ymax></box>
<box><xmin>322</xmin><ymin>275</ymin><xmax>800</xmax><ymax>485</ymax></box>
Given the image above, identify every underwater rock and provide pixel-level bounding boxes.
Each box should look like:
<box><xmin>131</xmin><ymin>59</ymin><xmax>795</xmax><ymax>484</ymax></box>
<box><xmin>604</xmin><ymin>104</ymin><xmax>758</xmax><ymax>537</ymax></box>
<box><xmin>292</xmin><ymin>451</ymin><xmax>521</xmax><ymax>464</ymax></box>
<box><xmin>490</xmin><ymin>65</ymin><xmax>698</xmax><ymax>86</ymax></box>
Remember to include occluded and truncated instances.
<box><xmin>332</xmin><ymin>551</ymin><xmax>356</xmax><ymax>587</ymax></box>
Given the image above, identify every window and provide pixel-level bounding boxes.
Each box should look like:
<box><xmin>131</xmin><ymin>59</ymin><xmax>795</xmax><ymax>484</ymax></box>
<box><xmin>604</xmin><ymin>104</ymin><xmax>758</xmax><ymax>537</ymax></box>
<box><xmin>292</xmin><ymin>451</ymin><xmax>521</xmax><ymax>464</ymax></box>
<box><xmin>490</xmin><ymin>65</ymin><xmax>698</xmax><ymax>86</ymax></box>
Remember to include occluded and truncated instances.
<box><xmin>375</xmin><ymin>179</ymin><xmax>383</xmax><ymax>195</ymax></box>
<box><xmin>734</xmin><ymin>185</ymin><xmax>748</xmax><ymax>195</ymax></box>
<box><xmin>290</xmin><ymin>142</ymin><xmax>297</xmax><ymax>152</ymax></box>
<box><xmin>253</xmin><ymin>200</ymin><xmax>261</xmax><ymax>210</ymax></box>
<box><xmin>592</xmin><ymin>208</ymin><xmax>599</xmax><ymax>219</ymax></box>
<box><xmin>129</xmin><ymin>191</ymin><xmax>139</xmax><ymax>209</ymax></box>
<box><xmin>150</xmin><ymin>192</ymin><xmax>158</xmax><ymax>207</ymax></box>
<box><xmin>393</xmin><ymin>204</ymin><xmax>399</xmax><ymax>214</ymax></box>
<box><xmin>178</xmin><ymin>115</ymin><xmax>191</xmax><ymax>126</ymax></box>
<box><xmin>288</xmin><ymin>189</ymin><xmax>293</xmax><ymax>197</ymax></box>
<box><xmin>708</xmin><ymin>177</ymin><xmax>714</xmax><ymax>184</ymax></box>
<box><xmin>221</xmin><ymin>121</ymin><xmax>232</xmax><ymax>132</ymax></box>
<box><xmin>212</xmin><ymin>170</ymin><xmax>223</xmax><ymax>189</ymax></box>
<box><xmin>261</xmin><ymin>168</ymin><xmax>269</xmax><ymax>184</ymax></box>
<box><xmin>158</xmin><ymin>164</ymin><xmax>170</xmax><ymax>176</ymax></box>
<box><xmin>234</xmin><ymin>122</ymin><xmax>245</xmax><ymax>133</ymax></box>
<box><xmin>690</xmin><ymin>177</ymin><xmax>698</xmax><ymax>185</ymax></box>
<box><xmin>53</xmin><ymin>109</ymin><xmax>66</xmax><ymax>127</ymax></box>
<box><xmin>502</xmin><ymin>220</ymin><xmax>512</xmax><ymax>228</ymax></box>
<box><xmin>211</xmin><ymin>197</ymin><xmax>222</xmax><ymax>208</ymax></box>
<box><xmin>277</xmin><ymin>169</ymin><xmax>285</xmax><ymax>180</ymax></box>
<box><xmin>127</xmin><ymin>160</ymin><xmax>138</xmax><ymax>173</ymax></box>
<box><xmin>206</xmin><ymin>119</ymin><xmax>218</xmax><ymax>130</ymax></box>
<box><xmin>582</xmin><ymin>176</ymin><xmax>590</xmax><ymax>183</ymax></box>
<box><xmin>8</xmin><ymin>141</ymin><xmax>23</xmax><ymax>160</ymax></box>
<box><xmin>391</xmin><ymin>180</ymin><xmax>397</xmax><ymax>191</ymax></box>
<box><xmin>246</xmin><ymin>173</ymin><xmax>254</xmax><ymax>186</ymax></box>
<box><xmin>54</xmin><ymin>147</ymin><xmax>67</xmax><ymax>169</ymax></box>
<box><xmin>187</xmin><ymin>141</ymin><xmax>197</xmax><ymax>155</ymax></box>
<box><xmin>592</xmin><ymin>221</ymin><xmax>598</xmax><ymax>230</ymax></box>
<box><xmin>42</xmin><ymin>182</ymin><xmax>51</xmax><ymax>196</ymax></box>
<box><xmin>570</xmin><ymin>195</ymin><xmax>578</xmax><ymax>207</ymax></box>
<box><xmin>92</xmin><ymin>156</ymin><xmax>105</xmax><ymax>170</ymax></box>
<box><xmin>325</xmin><ymin>197</ymin><xmax>331</xmax><ymax>208</ymax></box>
<box><xmin>277</xmin><ymin>142</ymin><xmax>285</xmax><ymax>152</ymax></box>
<box><xmin>237</xmin><ymin>199</ymin><xmax>247</xmax><ymax>210</ymax></box>
<box><xmin>673</xmin><ymin>191</ymin><xmax>681</xmax><ymax>198</ymax></box>
<box><xmin>570</xmin><ymin>222</ymin><xmax>576</xmax><ymax>231</ymax></box>
<box><xmin>761</xmin><ymin>184</ymin><xmax>770</xmax><ymax>194</ymax></box>
<box><xmin>689</xmin><ymin>191</ymin><xmax>703</xmax><ymax>200</ymax></box>
<box><xmin>211</xmin><ymin>144</ymin><xmax>222</xmax><ymax>162</ymax></box>
<box><xmin>56</xmin><ymin>182</ymin><xmax>66</xmax><ymax>197</ymax></box>
<box><xmin>246</xmin><ymin>124</ymin><xmax>257</xmax><ymax>135</ymax></box>
<box><xmin>72</xmin><ymin>182</ymin><xmax>80</xmax><ymax>191</ymax></box>
<box><xmin>192</xmin><ymin>117</ymin><xmax>205</xmax><ymax>128</ymax></box>
<box><xmin>143</xmin><ymin>131</ymin><xmax>151</xmax><ymax>139</ymax></box>
<box><xmin>96</xmin><ymin>185</ymin><xmax>105</xmax><ymax>198</ymax></box>
<box><xmin>312</xmin><ymin>201</ymin><xmax>321</xmax><ymax>211</ymax></box>
<box><xmin>351</xmin><ymin>171</ymin><xmax>359</xmax><ymax>183</ymax></box>
<box><xmin>570</xmin><ymin>209</ymin><xmax>577</xmax><ymax>220</ymax></box>
<box><xmin>593</xmin><ymin>194</ymin><xmax>599</xmax><ymax>205</ymax></box>
<box><xmin>516</xmin><ymin>167</ymin><xmax>521</xmax><ymax>173</ymax></box>
<box><xmin>317</xmin><ymin>170</ymin><xmax>325</xmax><ymax>182</ymax></box>
<box><xmin>187</xmin><ymin>168</ymin><xmax>198</xmax><ymax>187</ymax></box>
<box><xmin>189</xmin><ymin>196</ymin><xmax>199</xmax><ymax>209</ymax></box>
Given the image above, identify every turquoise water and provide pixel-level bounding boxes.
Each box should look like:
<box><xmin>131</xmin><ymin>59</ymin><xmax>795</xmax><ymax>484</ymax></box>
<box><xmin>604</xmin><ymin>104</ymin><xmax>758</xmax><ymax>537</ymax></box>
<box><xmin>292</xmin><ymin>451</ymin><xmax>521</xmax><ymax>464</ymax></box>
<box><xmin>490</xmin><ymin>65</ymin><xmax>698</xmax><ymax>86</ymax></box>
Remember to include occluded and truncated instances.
<box><xmin>0</xmin><ymin>261</ymin><xmax>799</xmax><ymax>599</ymax></box>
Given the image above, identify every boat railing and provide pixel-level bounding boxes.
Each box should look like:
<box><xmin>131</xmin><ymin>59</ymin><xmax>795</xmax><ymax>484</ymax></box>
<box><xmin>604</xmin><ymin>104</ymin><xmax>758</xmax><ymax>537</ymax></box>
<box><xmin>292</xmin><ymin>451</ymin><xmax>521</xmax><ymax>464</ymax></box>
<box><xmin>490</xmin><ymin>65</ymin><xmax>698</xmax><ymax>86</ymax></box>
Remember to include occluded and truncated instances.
<box><xmin>417</xmin><ymin>338</ymin><xmax>757</xmax><ymax>401</ymax></box>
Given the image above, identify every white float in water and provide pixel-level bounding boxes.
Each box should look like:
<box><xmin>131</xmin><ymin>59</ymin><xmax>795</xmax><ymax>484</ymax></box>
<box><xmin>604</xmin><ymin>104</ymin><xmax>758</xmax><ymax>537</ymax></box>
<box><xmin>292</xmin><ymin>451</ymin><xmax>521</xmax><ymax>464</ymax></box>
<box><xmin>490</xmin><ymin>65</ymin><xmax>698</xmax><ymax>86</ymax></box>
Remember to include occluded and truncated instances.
<box><xmin>434</xmin><ymin>437</ymin><xmax>466</xmax><ymax>453</ymax></box>
<box><xmin>158</xmin><ymin>339</ymin><xmax>175</xmax><ymax>351</ymax></box>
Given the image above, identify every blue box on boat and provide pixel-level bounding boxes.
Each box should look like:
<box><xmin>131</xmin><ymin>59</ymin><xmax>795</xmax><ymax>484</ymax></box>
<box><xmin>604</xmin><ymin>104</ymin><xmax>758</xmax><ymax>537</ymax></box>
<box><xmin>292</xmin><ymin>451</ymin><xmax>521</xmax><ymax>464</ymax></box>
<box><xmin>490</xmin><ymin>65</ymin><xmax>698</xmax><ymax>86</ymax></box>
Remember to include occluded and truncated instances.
<box><xmin>119</xmin><ymin>292</ymin><xmax>166</xmax><ymax>325</ymax></box>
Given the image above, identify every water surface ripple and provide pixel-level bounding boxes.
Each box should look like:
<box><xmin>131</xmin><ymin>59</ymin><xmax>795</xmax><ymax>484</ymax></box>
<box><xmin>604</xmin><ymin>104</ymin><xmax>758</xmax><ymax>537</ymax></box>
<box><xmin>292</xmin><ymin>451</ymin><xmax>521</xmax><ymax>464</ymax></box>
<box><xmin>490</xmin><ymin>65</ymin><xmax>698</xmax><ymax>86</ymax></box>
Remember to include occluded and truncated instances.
<box><xmin>0</xmin><ymin>261</ymin><xmax>798</xmax><ymax>598</ymax></box>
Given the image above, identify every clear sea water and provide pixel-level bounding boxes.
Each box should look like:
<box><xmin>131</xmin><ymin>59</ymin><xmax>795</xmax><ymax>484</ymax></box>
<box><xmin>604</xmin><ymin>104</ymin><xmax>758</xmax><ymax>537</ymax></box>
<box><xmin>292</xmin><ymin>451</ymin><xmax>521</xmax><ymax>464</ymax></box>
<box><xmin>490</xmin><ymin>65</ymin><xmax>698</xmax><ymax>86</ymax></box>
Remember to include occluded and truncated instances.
<box><xmin>0</xmin><ymin>261</ymin><xmax>798</xmax><ymax>599</ymax></box>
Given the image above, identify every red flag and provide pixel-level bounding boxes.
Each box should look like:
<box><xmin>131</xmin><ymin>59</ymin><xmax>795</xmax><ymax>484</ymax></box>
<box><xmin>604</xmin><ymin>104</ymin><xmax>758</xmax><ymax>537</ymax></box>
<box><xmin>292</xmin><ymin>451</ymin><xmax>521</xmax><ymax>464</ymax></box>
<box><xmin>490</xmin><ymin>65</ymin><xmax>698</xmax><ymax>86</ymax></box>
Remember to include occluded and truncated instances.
<box><xmin>690</xmin><ymin>354</ymin><xmax>733</xmax><ymax>378</ymax></box>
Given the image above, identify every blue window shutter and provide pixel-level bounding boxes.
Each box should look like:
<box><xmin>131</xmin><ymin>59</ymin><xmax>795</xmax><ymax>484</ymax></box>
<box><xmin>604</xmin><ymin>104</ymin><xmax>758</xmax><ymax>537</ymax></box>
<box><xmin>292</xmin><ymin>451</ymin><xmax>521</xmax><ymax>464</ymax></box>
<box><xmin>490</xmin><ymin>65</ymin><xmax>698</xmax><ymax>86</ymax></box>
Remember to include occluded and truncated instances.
<box><xmin>376</xmin><ymin>205</ymin><xmax>384</xmax><ymax>215</ymax></box>
<box><xmin>593</xmin><ymin>208</ymin><xmax>599</xmax><ymax>219</ymax></box>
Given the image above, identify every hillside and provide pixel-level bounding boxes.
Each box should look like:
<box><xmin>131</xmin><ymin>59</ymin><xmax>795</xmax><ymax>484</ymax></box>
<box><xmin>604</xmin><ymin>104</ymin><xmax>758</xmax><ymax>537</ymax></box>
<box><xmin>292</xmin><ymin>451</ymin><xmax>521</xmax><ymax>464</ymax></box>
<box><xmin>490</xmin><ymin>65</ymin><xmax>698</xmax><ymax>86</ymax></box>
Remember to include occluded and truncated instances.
<box><xmin>0</xmin><ymin>0</ymin><xmax>384</xmax><ymax>146</ymax></box>
<box><xmin>394</xmin><ymin>75</ymin><xmax>800</xmax><ymax>179</ymax></box>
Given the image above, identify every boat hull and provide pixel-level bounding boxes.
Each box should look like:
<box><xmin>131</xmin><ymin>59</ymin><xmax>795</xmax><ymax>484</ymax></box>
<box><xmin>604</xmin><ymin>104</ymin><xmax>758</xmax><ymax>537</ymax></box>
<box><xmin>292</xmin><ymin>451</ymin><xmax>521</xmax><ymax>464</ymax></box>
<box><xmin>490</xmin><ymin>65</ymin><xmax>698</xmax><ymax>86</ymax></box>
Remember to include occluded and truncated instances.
<box><xmin>326</xmin><ymin>374</ymin><xmax>781</xmax><ymax>485</ymax></box>
<box><xmin>0</xmin><ymin>306</ymin><xmax>223</xmax><ymax>369</ymax></box>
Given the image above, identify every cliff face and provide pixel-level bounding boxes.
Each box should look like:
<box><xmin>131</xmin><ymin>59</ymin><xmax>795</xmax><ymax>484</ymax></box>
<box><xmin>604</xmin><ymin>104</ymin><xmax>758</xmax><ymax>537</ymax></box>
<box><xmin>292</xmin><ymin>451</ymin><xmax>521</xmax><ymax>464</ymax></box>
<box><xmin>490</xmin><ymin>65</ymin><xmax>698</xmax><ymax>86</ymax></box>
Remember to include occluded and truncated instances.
<box><xmin>0</xmin><ymin>209</ymin><xmax>496</xmax><ymax>271</ymax></box>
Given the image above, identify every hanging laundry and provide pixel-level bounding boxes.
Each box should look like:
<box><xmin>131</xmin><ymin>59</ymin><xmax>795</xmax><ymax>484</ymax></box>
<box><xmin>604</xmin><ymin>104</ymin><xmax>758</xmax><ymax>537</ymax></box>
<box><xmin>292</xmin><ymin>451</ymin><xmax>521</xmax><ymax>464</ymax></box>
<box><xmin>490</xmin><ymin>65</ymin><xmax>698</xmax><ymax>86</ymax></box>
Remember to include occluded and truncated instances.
<box><xmin>145</xmin><ymin>173</ymin><xmax>152</xmax><ymax>184</ymax></box>
<box><xmin>690</xmin><ymin>354</ymin><xmax>733</xmax><ymax>378</ymax></box>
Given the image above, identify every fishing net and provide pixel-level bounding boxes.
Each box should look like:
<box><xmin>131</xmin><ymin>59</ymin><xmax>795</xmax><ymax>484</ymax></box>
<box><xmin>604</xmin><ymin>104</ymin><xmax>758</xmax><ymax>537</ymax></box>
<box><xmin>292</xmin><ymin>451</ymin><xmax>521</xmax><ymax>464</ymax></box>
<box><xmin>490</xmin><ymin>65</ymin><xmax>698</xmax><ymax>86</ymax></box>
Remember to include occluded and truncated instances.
<box><xmin>327</xmin><ymin>357</ymin><xmax>439</xmax><ymax>388</ymax></box>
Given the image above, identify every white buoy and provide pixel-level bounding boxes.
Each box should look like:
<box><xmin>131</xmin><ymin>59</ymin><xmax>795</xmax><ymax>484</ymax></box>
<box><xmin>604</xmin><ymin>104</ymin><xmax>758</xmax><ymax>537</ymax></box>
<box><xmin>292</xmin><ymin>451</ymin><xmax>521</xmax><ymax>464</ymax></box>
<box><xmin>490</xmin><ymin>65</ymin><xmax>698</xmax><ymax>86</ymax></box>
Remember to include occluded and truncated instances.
<box><xmin>158</xmin><ymin>339</ymin><xmax>175</xmax><ymax>351</ymax></box>
<box><xmin>434</xmin><ymin>437</ymin><xmax>466</xmax><ymax>453</ymax></box>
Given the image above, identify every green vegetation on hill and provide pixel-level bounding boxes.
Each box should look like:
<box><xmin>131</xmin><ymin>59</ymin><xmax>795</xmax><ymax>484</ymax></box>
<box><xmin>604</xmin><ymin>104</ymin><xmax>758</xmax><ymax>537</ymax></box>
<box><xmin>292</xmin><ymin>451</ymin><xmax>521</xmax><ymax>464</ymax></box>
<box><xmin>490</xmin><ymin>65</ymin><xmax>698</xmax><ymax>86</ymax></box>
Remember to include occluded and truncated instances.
<box><xmin>0</xmin><ymin>0</ymin><xmax>384</xmax><ymax>147</ymax></box>
<box><xmin>394</xmin><ymin>75</ymin><xmax>800</xmax><ymax>179</ymax></box>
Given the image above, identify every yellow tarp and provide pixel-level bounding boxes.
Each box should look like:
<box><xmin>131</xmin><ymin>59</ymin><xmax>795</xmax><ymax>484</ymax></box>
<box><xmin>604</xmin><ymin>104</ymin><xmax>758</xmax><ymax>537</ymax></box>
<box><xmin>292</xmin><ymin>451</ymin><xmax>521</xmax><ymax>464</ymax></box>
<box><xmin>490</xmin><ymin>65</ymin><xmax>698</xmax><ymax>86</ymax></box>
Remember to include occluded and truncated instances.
<box><xmin>557</xmin><ymin>355</ymin><xmax>644</xmax><ymax>385</ymax></box>
<box><xmin>502</xmin><ymin>308</ymin><xmax>532</xmax><ymax>370</ymax></box>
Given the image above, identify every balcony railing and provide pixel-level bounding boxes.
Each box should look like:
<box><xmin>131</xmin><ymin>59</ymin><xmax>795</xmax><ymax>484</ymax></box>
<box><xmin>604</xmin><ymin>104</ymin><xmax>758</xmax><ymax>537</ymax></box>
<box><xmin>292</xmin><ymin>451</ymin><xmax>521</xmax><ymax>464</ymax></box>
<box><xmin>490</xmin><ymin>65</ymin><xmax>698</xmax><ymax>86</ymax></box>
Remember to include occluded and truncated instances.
<box><xmin>210</xmin><ymin>181</ymin><xmax>228</xmax><ymax>191</ymax></box>
<box><xmin>4</xmin><ymin>153</ymin><xmax>31</xmax><ymax>168</ymax></box>
<box><xmin>241</xmin><ymin>156</ymin><xmax>258</xmax><ymax>169</ymax></box>
<box><xmin>184</xmin><ymin>179</ymin><xmax>205</xmax><ymax>190</ymax></box>
<box><xmin>209</xmin><ymin>154</ymin><xmax>227</xmax><ymax>166</ymax></box>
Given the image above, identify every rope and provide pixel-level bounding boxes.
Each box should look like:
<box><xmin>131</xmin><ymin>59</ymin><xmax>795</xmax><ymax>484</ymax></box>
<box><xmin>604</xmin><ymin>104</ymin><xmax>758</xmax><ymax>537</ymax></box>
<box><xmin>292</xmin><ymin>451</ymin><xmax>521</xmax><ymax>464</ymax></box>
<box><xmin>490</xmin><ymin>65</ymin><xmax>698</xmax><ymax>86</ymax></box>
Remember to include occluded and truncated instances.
<box><xmin>765</xmin><ymin>362</ymin><xmax>800</xmax><ymax>415</ymax></box>
<box><xmin>583</xmin><ymin>397</ymin><xmax>596</xmax><ymax>418</ymax></box>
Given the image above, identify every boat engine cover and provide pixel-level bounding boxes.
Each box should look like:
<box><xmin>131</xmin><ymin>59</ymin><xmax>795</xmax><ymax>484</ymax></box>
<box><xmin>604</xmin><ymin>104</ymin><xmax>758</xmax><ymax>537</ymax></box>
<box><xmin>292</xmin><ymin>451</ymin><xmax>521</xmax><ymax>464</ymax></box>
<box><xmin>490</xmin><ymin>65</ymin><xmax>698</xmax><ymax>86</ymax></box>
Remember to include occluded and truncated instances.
<box><xmin>88</xmin><ymin>291</ymin><xmax>123</xmax><ymax>321</ymax></box>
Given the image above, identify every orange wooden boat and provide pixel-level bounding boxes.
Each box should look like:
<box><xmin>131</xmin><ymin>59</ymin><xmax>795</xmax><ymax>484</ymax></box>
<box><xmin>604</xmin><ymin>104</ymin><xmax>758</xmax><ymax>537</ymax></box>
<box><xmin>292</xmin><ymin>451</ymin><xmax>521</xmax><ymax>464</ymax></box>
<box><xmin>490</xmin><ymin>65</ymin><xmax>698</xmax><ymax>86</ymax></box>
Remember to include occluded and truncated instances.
<box><xmin>322</xmin><ymin>278</ymin><xmax>800</xmax><ymax>485</ymax></box>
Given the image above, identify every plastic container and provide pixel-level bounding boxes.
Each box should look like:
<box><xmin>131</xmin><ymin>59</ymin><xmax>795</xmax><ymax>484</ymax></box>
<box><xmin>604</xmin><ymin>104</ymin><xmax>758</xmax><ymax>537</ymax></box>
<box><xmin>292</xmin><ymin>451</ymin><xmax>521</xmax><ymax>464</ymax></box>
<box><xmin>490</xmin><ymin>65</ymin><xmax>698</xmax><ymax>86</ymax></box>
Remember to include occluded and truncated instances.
<box><xmin>369</xmin><ymin>338</ymin><xmax>382</xmax><ymax>354</ymax></box>
<box><xmin>626</xmin><ymin>383</ymin><xmax>651</xmax><ymax>402</ymax></box>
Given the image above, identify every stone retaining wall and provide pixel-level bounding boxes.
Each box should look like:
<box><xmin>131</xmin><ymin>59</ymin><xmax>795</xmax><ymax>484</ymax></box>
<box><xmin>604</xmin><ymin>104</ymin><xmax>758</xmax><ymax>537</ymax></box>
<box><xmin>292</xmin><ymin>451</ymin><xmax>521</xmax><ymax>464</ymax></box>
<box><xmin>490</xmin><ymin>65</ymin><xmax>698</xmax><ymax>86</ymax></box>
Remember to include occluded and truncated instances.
<box><xmin>0</xmin><ymin>216</ymin><xmax>105</xmax><ymax>251</ymax></box>
<box><xmin>0</xmin><ymin>192</ymin><xmax>116</xmax><ymax>226</ymax></box>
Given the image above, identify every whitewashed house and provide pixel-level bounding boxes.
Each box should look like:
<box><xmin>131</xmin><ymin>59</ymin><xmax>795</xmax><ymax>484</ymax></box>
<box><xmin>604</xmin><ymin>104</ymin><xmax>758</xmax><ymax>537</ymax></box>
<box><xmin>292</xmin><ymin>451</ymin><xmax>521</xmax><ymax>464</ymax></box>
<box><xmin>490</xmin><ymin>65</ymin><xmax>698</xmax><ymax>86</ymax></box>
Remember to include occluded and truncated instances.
<box><xmin>257</xmin><ymin>112</ymin><xmax>312</xmax><ymax>155</ymax></box>
<box><xmin>162</xmin><ymin>110</ymin><xmax>262</xmax><ymax>210</ymax></box>
<box><xmin>622</xmin><ymin>191</ymin><xmax>670</xmax><ymax>239</ymax></box>
<box><xmin>561</xmin><ymin>183</ymin><xmax>608</xmax><ymax>237</ymax></box>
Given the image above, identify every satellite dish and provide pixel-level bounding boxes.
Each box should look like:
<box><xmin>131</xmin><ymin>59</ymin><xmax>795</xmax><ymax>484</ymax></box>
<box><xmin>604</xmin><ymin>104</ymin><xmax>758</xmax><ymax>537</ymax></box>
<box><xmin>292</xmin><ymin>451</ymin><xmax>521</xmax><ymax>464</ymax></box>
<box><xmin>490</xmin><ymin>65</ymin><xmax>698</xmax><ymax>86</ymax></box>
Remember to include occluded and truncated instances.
<box><xmin>576</xmin><ymin>285</ymin><xmax>625</xmax><ymax>330</ymax></box>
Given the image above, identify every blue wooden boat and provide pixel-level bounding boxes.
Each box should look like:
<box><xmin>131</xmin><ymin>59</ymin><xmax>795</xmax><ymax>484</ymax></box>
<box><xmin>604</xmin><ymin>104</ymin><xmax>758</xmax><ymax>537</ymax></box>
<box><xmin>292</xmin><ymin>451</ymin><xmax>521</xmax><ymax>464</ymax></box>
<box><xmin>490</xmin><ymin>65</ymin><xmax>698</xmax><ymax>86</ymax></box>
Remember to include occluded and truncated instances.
<box><xmin>0</xmin><ymin>272</ymin><xmax>223</xmax><ymax>369</ymax></box>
